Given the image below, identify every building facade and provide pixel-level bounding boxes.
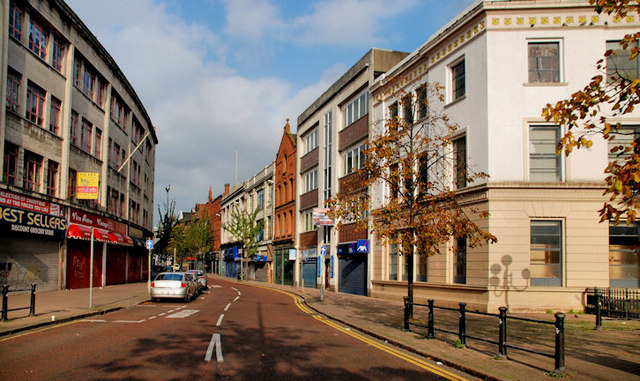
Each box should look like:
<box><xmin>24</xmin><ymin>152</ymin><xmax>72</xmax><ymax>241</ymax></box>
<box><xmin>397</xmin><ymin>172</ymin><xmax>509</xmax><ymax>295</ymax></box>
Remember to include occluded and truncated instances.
<box><xmin>295</xmin><ymin>48</ymin><xmax>409</xmax><ymax>295</ymax></box>
<box><xmin>1</xmin><ymin>0</ymin><xmax>157</xmax><ymax>291</ymax></box>
<box><xmin>273</xmin><ymin>120</ymin><xmax>296</xmax><ymax>285</ymax></box>
<box><xmin>369</xmin><ymin>0</ymin><xmax>640</xmax><ymax>312</ymax></box>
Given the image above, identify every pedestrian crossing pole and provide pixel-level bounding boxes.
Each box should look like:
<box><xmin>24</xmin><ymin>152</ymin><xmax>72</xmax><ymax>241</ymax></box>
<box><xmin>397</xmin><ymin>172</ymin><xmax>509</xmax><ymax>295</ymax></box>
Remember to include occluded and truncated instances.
<box><xmin>89</xmin><ymin>227</ymin><xmax>94</xmax><ymax>308</ymax></box>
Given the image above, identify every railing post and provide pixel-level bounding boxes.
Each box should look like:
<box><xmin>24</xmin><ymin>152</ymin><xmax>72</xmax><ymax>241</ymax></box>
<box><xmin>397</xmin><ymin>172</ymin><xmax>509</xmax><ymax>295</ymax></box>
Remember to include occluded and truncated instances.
<box><xmin>1</xmin><ymin>285</ymin><xmax>8</xmax><ymax>322</ymax></box>
<box><xmin>498</xmin><ymin>306</ymin><xmax>508</xmax><ymax>358</ymax></box>
<box><xmin>594</xmin><ymin>287</ymin><xmax>602</xmax><ymax>330</ymax></box>
<box><xmin>625</xmin><ymin>288</ymin><xmax>629</xmax><ymax>320</ymax></box>
<box><xmin>29</xmin><ymin>283</ymin><xmax>36</xmax><ymax>317</ymax></box>
<box><xmin>403</xmin><ymin>296</ymin><xmax>410</xmax><ymax>331</ymax></box>
<box><xmin>427</xmin><ymin>299</ymin><xmax>435</xmax><ymax>339</ymax></box>
<box><xmin>554</xmin><ymin>312</ymin><xmax>566</xmax><ymax>374</ymax></box>
<box><xmin>458</xmin><ymin>302</ymin><xmax>466</xmax><ymax>347</ymax></box>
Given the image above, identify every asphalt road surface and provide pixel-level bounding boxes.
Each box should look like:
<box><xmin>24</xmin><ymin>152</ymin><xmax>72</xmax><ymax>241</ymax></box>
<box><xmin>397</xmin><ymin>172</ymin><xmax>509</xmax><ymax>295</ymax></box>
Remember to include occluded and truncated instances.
<box><xmin>0</xmin><ymin>278</ymin><xmax>470</xmax><ymax>380</ymax></box>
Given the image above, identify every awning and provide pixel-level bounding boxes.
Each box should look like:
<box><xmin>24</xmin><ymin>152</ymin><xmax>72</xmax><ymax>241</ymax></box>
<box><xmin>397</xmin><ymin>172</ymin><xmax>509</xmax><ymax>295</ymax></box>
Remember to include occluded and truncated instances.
<box><xmin>108</xmin><ymin>232</ymin><xmax>134</xmax><ymax>246</ymax></box>
<box><xmin>67</xmin><ymin>224</ymin><xmax>110</xmax><ymax>242</ymax></box>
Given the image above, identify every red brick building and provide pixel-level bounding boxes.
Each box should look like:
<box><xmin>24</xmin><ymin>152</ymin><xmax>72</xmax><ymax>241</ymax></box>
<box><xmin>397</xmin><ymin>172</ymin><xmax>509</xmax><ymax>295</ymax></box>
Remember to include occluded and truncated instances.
<box><xmin>197</xmin><ymin>184</ymin><xmax>227</xmax><ymax>273</ymax></box>
<box><xmin>273</xmin><ymin>120</ymin><xmax>296</xmax><ymax>285</ymax></box>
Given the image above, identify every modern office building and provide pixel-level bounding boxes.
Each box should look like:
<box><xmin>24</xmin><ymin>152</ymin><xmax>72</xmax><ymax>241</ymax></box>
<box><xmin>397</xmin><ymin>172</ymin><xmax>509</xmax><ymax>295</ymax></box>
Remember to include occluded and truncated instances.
<box><xmin>368</xmin><ymin>0</ymin><xmax>640</xmax><ymax>311</ymax></box>
<box><xmin>1</xmin><ymin>0</ymin><xmax>157</xmax><ymax>291</ymax></box>
<box><xmin>295</xmin><ymin>48</ymin><xmax>408</xmax><ymax>295</ymax></box>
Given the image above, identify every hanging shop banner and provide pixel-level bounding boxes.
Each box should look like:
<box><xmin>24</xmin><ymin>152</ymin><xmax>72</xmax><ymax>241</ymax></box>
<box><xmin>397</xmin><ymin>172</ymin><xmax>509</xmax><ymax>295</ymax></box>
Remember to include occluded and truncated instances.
<box><xmin>77</xmin><ymin>172</ymin><xmax>99</xmax><ymax>200</ymax></box>
<box><xmin>312</xmin><ymin>208</ymin><xmax>334</xmax><ymax>226</ymax></box>
<box><xmin>0</xmin><ymin>190</ymin><xmax>66</xmax><ymax>238</ymax></box>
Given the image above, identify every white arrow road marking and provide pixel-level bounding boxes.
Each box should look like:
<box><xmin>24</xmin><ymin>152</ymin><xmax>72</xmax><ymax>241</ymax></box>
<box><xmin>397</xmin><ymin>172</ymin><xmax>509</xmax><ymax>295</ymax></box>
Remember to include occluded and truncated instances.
<box><xmin>216</xmin><ymin>314</ymin><xmax>224</xmax><ymax>327</ymax></box>
<box><xmin>166</xmin><ymin>309</ymin><xmax>199</xmax><ymax>319</ymax></box>
<box><xmin>205</xmin><ymin>333</ymin><xmax>223</xmax><ymax>362</ymax></box>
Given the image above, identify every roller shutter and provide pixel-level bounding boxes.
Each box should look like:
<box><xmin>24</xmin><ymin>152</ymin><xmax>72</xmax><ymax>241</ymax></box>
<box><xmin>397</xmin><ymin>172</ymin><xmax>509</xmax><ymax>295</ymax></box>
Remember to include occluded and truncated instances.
<box><xmin>0</xmin><ymin>235</ymin><xmax>60</xmax><ymax>292</ymax></box>
<box><xmin>338</xmin><ymin>256</ymin><xmax>366</xmax><ymax>296</ymax></box>
<box><xmin>302</xmin><ymin>261</ymin><xmax>317</xmax><ymax>288</ymax></box>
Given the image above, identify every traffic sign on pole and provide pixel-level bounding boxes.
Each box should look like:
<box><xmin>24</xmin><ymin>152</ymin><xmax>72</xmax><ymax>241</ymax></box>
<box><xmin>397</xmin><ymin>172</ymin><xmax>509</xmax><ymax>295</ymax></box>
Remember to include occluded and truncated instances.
<box><xmin>146</xmin><ymin>239</ymin><xmax>153</xmax><ymax>250</ymax></box>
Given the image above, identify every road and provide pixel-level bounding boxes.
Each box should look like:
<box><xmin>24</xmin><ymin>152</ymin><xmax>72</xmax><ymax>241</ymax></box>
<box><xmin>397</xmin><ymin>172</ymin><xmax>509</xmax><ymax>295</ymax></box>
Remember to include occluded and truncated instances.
<box><xmin>0</xmin><ymin>278</ymin><xmax>469</xmax><ymax>380</ymax></box>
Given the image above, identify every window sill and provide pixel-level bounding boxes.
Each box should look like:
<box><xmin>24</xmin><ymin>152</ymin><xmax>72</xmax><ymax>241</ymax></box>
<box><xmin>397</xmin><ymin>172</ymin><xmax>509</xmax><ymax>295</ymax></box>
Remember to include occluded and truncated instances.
<box><xmin>523</xmin><ymin>82</ymin><xmax>568</xmax><ymax>87</ymax></box>
<box><xmin>445</xmin><ymin>94</ymin><xmax>466</xmax><ymax>109</ymax></box>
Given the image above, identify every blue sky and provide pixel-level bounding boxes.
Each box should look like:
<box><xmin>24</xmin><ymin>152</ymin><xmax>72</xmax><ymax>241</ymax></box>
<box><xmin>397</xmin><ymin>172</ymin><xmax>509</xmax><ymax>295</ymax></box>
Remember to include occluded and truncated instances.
<box><xmin>65</xmin><ymin>0</ymin><xmax>476</xmax><ymax>217</ymax></box>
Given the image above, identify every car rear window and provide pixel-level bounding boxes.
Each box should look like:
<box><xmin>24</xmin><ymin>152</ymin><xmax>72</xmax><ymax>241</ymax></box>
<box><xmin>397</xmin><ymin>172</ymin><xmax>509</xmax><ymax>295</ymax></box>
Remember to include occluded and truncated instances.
<box><xmin>156</xmin><ymin>273</ymin><xmax>182</xmax><ymax>281</ymax></box>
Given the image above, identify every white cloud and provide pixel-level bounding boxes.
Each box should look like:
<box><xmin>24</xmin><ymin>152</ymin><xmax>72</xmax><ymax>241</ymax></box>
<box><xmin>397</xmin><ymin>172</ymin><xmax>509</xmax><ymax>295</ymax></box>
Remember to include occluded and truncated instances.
<box><xmin>221</xmin><ymin>0</ymin><xmax>284</xmax><ymax>41</ymax></box>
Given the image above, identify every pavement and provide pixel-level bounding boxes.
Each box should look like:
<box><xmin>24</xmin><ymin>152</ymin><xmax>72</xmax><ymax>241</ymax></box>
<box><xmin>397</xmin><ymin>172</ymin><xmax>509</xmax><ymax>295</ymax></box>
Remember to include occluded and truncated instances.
<box><xmin>1</xmin><ymin>276</ymin><xmax>638</xmax><ymax>381</ymax></box>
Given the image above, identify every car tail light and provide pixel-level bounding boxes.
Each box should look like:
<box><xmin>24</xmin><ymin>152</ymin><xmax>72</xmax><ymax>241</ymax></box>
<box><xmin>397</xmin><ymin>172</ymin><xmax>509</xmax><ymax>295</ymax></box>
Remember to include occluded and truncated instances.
<box><xmin>181</xmin><ymin>282</ymin><xmax>186</xmax><ymax>288</ymax></box>
<box><xmin>151</xmin><ymin>282</ymin><xmax>155</xmax><ymax>287</ymax></box>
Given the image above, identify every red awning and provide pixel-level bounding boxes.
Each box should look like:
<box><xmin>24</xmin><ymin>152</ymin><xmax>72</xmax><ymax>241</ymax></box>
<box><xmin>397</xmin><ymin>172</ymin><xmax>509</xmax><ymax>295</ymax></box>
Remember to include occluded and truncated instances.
<box><xmin>108</xmin><ymin>232</ymin><xmax>134</xmax><ymax>246</ymax></box>
<box><xmin>67</xmin><ymin>224</ymin><xmax>109</xmax><ymax>242</ymax></box>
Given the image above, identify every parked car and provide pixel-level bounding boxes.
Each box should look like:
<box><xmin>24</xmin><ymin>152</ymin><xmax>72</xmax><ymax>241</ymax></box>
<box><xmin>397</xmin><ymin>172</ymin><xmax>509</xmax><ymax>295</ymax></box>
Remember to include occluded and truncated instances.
<box><xmin>150</xmin><ymin>272</ymin><xmax>197</xmax><ymax>302</ymax></box>
<box><xmin>187</xmin><ymin>269</ymin><xmax>207</xmax><ymax>293</ymax></box>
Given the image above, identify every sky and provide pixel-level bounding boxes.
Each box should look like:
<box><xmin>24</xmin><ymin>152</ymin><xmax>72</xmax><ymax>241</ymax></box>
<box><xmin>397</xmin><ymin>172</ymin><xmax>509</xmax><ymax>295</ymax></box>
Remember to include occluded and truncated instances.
<box><xmin>65</xmin><ymin>0</ymin><xmax>476</xmax><ymax>219</ymax></box>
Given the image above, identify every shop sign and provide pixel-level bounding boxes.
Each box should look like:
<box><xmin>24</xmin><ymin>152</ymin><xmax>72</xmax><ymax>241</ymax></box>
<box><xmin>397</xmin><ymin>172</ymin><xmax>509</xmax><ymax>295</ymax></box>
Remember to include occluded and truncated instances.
<box><xmin>356</xmin><ymin>239</ymin><xmax>369</xmax><ymax>253</ymax></box>
<box><xmin>337</xmin><ymin>243</ymin><xmax>356</xmax><ymax>255</ymax></box>
<box><xmin>0</xmin><ymin>190</ymin><xmax>66</xmax><ymax>238</ymax></box>
<box><xmin>288</xmin><ymin>248</ymin><xmax>297</xmax><ymax>260</ymax></box>
<box><xmin>312</xmin><ymin>208</ymin><xmax>334</xmax><ymax>226</ymax></box>
<box><xmin>69</xmin><ymin>208</ymin><xmax>126</xmax><ymax>234</ymax></box>
<box><xmin>77</xmin><ymin>172</ymin><xmax>99</xmax><ymax>200</ymax></box>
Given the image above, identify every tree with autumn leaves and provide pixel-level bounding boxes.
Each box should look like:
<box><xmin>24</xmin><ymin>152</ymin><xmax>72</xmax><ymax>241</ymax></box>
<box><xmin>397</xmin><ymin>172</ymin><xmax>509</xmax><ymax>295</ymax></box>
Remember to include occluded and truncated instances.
<box><xmin>327</xmin><ymin>84</ymin><xmax>496</xmax><ymax>307</ymax></box>
<box><xmin>543</xmin><ymin>0</ymin><xmax>640</xmax><ymax>224</ymax></box>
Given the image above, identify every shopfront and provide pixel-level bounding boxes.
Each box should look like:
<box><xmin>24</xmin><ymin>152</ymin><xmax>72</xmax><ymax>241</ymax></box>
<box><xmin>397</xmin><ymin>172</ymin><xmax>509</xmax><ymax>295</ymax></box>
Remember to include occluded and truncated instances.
<box><xmin>274</xmin><ymin>246</ymin><xmax>295</xmax><ymax>286</ymax></box>
<box><xmin>0</xmin><ymin>190</ymin><xmax>66</xmax><ymax>291</ymax></box>
<box><xmin>301</xmin><ymin>248</ymin><xmax>317</xmax><ymax>288</ymax></box>
<box><xmin>337</xmin><ymin>239</ymin><xmax>368</xmax><ymax>296</ymax></box>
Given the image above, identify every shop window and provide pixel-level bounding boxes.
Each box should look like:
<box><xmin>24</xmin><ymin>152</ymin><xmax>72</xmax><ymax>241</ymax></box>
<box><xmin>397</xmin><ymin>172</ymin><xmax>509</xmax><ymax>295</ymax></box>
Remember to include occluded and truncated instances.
<box><xmin>609</xmin><ymin>224</ymin><xmax>640</xmax><ymax>288</ymax></box>
<box><xmin>530</xmin><ymin>220</ymin><xmax>562</xmax><ymax>287</ymax></box>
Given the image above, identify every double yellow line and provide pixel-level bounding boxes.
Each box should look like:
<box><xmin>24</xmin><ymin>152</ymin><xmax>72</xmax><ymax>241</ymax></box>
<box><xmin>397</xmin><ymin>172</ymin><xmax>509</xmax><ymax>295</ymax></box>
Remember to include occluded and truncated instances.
<box><xmin>262</xmin><ymin>286</ymin><xmax>467</xmax><ymax>381</ymax></box>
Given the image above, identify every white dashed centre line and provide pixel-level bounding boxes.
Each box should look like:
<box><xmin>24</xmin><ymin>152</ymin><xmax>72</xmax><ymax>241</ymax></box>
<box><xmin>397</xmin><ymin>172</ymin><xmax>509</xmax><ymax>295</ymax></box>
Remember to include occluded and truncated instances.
<box><xmin>216</xmin><ymin>314</ymin><xmax>224</xmax><ymax>327</ymax></box>
<box><xmin>224</xmin><ymin>303</ymin><xmax>231</xmax><ymax>312</ymax></box>
<box><xmin>233</xmin><ymin>296</ymin><xmax>239</xmax><ymax>302</ymax></box>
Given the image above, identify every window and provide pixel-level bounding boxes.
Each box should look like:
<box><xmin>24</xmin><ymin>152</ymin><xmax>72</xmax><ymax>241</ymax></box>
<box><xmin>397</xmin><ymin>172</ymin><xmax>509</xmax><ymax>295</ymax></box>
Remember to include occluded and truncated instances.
<box><xmin>451</xmin><ymin>60</ymin><xmax>465</xmax><ymax>101</ymax></box>
<box><xmin>95</xmin><ymin>129</ymin><xmax>102</xmax><ymax>159</ymax></box>
<box><xmin>343</xmin><ymin>142</ymin><xmax>366</xmax><ymax>175</ymax></box>
<box><xmin>3</xmin><ymin>142</ymin><xmax>18</xmax><ymax>185</ymax></box>
<box><xmin>9</xmin><ymin>2</ymin><xmax>23</xmax><ymax>40</ymax></box>
<box><xmin>304</xmin><ymin>168</ymin><xmax>318</xmax><ymax>193</ymax></box>
<box><xmin>418</xmin><ymin>153</ymin><xmax>429</xmax><ymax>196</ymax></box>
<box><xmin>257</xmin><ymin>189</ymin><xmax>264</xmax><ymax>210</ymax></box>
<box><xmin>528</xmin><ymin>42</ymin><xmax>560</xmax><ymax>83</ymax></box>
<box><xmin>530</xmin><ymin>220</ymin><xmax>562</xmax><ymax>287</ymax></box>
<box><xmin>83</xmin><ymin>67</ymin><xmax>95</xmax><ymax>99</ymax></box>
<box><xmin>608</xmin><ymin>125</ymin><xmax>639</xmax><ymax>163</ymax></box>
<box><xmin>70</xmin><ymin>111</ymin><xmax>79</xmax><ymax>145</ymax></box>
<box><xmin>46</xmin><ymin>161</ymin><xmax>59</xmax><ymax>196</ymax></box>
<box><xmin>73</xmin><ymin>56</ymin><xmax>81</xmax><ymax>87</ymax></box>
<box><xmin>132</xmin><ymin>160</ymin><xmax>141</xmax><ymax>186</ymax></box>
<box><xmin>108</xmin><ymin>187</ymin><xmax>119</xmax><ymax>215</ymax></box>
<box><xmin>402</xmin><ymin>94</ymin><xmax>413</xmax><ymax>126</ymax></box>
<box><xmin>454</xmin><ymin>238</ymin><xmax>466</xmax><ymax>284</ymax></box>
<box><xmin>417</xmin><ymin>85</ymin><xmax>427</xmax><ymax>120</ymax></box>
<box><xmin>23</xmin><ymin>151</ymin><xmax>43</xmax><ymax>192</ymax></box>
<box><xmin>529</xmin><ymin>125</ymin><xmax>561</xmax><ymax>182</ymax></box>
<box><xmin>28</xmin><ymin>20</ymin><xmax>47</xmax><ymax>60</ymax></box>
<box><xmin>51</xmin><ymin>36</ymin><xmax>65</xmax><ymax>72</ymax></box>
<box><xmin>303</xmin><ymin>210</ymin><xmax>314</xmax><ymax>232</ymax></box>
<box><xmin>609</xmin><ymin>224</ymin><xmax>640</xmax><ymax>288</ymax></box>
<box><xmin>388</xmin><ymin>102</ymin><xmax>398</xmax><ymax>132</ymax></box>
<box><xmin>145</xmin><ymin>141</ymin><xmax>152</xmax><ymax>163</ymax></box>
<box><xmin>417</xmin><ymin>253</ymin><xmax>428</xmax><ymax>282</ymax></box>
<box><xmin>26</xmin><ymin>82</ymin><xmax>46</xmax><ymax>126</ymax></box>
<box><xmin>453</xmin><ymin>136</ymin><xmax>466</xmax><ymax>189</ymax></box>
<box><xmin>49</xmin><ymin>97</ymin><xmax>62</xmax><ymax>135</ymax></box>
<box><xmin>97</xmin><ymin>80</ymin><xmax>106</xmax><ymax>108</ymax></box>
<box><xmin>81</xmin><ymin>119</ymin><xmax>92</xmax><ymax>152</ymax></box>
<box><xmin>390</xmin><ymin>163</ymin><xmax>400</xmax><ymax>201</ymax></box>
<box><xmin>323</xmin><ymin>111</ymin><xmax>333</xmax><ymax>202</ymax></box>
<box><xmin>111</xmin><ymin>93</ymin><xmax>128</xmax><ymax>129</ymax></box>
<box><xmin>305</xmin><ymin>128</ymin><xmax>318</xmax><ymax>154</ymax></box>
<box><xmin>6</xmin><ymin>69</ymin><xmax>21</xmax><ymax>113</ymax></box>
<box><xmin>607</xmin><ymin>40</ymin><xmax>640</xmax><ymax>83</ymax></box>
<box><xmin>343</xmin><ymin>90</ymin><xmax>368</xmax><ymax>128</ymax></box>
<box><xmin>389</xmin><ymin>242</ymin><xmax>398</xmax><ymax>281</ymax></box>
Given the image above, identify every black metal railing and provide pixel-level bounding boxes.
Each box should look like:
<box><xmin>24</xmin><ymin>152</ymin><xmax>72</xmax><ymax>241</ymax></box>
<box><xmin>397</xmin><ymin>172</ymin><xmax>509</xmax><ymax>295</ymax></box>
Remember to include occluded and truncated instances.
<box><xmin>404</xmin><ymin>297</ymin><xmax>565</xmax><ymax>374</ymax></box>
<box><xmin>1</xmin><ymin>284</ymin><xmax>36</xmax><ymax>321</ymax></box>
<box><xmin>585</xmin><ymin>287</ymin><xmax>640</xmax><ymax>321</ymax></box>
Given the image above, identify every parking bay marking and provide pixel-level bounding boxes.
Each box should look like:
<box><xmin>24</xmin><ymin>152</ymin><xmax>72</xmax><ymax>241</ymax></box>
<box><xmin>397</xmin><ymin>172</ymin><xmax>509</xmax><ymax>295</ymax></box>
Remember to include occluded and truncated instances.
<box><xmin>166</xmin><ymin>309</ymin><xmax>199</xmax><ymax>319</ymax></box>
<box><xmin>205</xmin><ymin>333</ymin><xmax>223</xmax><ymax>362</ymax></box>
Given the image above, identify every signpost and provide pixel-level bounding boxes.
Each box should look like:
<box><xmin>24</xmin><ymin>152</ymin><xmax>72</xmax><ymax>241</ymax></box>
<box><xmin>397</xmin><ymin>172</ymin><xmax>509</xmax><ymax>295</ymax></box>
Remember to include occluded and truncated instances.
<box><xmin>146</xmin><ymin>240</ymin><xmax>153</xmax><ymax>291</ymax></box>
<box><xmin>320</xmin><ymin>245</ymin><xmax>326</xmax><ymax>301</ymax></box>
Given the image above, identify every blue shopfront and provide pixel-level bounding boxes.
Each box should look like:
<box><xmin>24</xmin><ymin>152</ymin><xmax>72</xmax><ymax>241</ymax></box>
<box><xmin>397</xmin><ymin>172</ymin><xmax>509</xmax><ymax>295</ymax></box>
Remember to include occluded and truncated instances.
<box><xmin>337</xmin><ymin>239</ymin><xmax>368</xmax><ymax>296</ymax></box>
<box><xmin>301</xmin><ymin>248</ymin><xmax>317</xmax><ymax>288</ymax></box>
<box><xmin>223</xmin><ymin>246</ymin><xmax>242</xmax><ymax>279</ymax></box>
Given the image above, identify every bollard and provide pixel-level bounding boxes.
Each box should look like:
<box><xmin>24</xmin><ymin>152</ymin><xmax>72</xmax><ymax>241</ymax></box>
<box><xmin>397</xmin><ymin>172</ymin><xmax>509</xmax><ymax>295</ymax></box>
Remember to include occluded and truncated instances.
<box><xmin>554</xmin><ymin>312</ymin><xmax>566</xmax><ymax>373</ymax></box>
<box><xmin>403</xmin><ymin>296</ymin><xmax>410</xmax><ymax>331</ymax></box>
<box><xmin>29</xmin><ymin>283</ymin><xmax>36</xmax><ymax>317</ymax></box>
<box><xmin>1</xmin><ymin>285</ymin><xmax>8</xmax><ymax>321</ymax></box>
<box><xmin>458</xmin><ymin>302</ymin><xmax>466</xmax><ymax>346</ymax></box>
<box><xmin>427</xmin><ymin>299</ymin><xmax>435</xmax><ymax>339</ymax></box>
<box><xmin>498</xmin><ymin>306</ymin><xmax>508</xmax><ymax>358</ymax></box>
<box><xmin>594</xmin><ymin>287</ymin><xmax>602</xmax><ymax>330</ymax></box>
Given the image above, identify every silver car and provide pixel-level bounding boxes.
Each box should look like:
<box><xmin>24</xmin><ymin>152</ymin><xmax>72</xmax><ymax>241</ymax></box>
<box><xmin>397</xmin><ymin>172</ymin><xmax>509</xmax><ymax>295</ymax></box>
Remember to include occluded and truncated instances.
<box><xmin>187</xmin><ymin>269</ymin><xmax>207</xmax><ymax>293</ymax></box>
<box><xmin>150</xmin><ymin>272</ymin><xmax>197</xmax><ymax>302</ymax></box>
